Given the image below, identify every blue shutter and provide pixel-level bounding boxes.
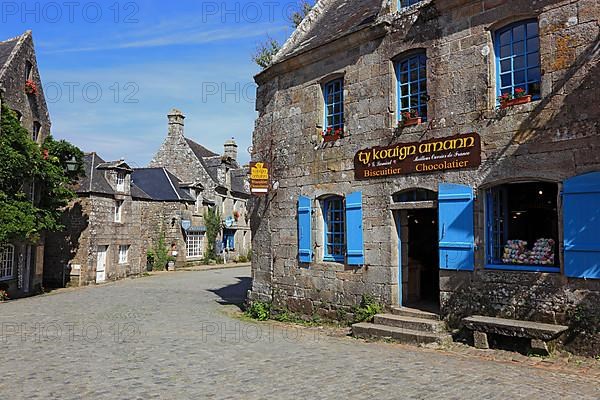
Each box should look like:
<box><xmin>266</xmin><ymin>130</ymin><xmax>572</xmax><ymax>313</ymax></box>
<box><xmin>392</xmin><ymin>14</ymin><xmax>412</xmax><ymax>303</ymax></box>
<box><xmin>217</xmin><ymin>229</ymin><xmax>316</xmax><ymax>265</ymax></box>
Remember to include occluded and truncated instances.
<box><xmin>563</xmin><ymin>172</ymin><xmax>600</xmax><ymax>279</ymax></box>
<box><xmin>439</xmin><ymin>184</ymin><xmax>475</xmax><ymax>270</ymax></box>
<box><xmin>345</xmin><ymin>191</ymin><xmax>365</xmax><ymax>265</ymax></box>
<box><xmin>298</xmin><ymin>196</ymin><xmax>312</xmax><ymax>263</ymax></box>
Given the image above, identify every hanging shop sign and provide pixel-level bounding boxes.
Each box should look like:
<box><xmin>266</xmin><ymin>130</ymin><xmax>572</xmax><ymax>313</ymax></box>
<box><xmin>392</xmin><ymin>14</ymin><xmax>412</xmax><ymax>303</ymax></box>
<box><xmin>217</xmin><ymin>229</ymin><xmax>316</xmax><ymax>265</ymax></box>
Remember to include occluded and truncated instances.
<box><xmin>354</xmin><ymin>132</ymin><xmax>481</xmax><ymax>180</ymax></box>
<box><xmin>250</xmin><ymin>162</ymin><xmax>270</xmax><ymax>195</ymax></box>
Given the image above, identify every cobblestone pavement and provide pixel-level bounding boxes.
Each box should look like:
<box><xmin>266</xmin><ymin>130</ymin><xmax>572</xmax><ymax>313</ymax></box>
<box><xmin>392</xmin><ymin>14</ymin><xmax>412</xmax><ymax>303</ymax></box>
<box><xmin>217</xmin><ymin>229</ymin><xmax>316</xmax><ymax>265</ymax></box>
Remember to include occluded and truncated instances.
<box><xmin>1</xmin><ymin>267</ymin><xmax>599</xmax><ymax>399</ymax></box>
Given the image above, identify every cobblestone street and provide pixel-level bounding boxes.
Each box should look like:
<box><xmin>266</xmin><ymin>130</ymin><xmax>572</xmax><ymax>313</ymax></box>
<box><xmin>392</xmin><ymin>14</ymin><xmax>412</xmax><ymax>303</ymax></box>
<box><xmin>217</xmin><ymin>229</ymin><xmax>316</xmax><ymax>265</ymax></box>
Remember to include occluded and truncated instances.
<box><xmin>1</xmin><ymin>267</ymin><xmax>599</xmax><ymax>399</ymax></box>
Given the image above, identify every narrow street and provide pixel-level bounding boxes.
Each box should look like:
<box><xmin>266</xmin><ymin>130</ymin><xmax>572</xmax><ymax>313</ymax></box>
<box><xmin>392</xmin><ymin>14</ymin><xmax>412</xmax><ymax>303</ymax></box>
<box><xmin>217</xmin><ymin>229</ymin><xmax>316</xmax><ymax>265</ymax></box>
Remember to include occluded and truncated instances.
<box><xmin>1</xmin><ymin>267</ymin><xmax>598</xmax><ymax>399</ymax></box>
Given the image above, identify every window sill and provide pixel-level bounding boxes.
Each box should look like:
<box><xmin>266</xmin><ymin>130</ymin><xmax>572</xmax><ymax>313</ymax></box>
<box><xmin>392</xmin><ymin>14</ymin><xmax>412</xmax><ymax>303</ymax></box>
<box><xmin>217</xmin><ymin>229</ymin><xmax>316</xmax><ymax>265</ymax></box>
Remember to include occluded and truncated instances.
<box><xmin>0</xmin><ymin>276</ymin><xmax>15</xmax><ymax>282</ymax></box>
<box><xmin>485</xmin><ymin>264</ymin><xmax>560</xmax><ymax>273</ymax></box>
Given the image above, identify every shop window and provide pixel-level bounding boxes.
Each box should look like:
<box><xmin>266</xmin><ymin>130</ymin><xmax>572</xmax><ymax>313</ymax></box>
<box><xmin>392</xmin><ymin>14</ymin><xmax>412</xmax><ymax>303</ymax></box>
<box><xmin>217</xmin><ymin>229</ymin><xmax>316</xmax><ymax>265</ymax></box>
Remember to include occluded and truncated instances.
<box><xmin>321</xmin><ymin>196</ymin><xmax>346</xmax><ymax>262</ymax></box>
<box><xmin>223</xmin><ymin>229</ymin><xmax>235</xmax><ymax>250</ymax></box>
<box><xmin>0</xmin><ymin>244</ymin><xmax>15</xmax><ymax>280</ymax></box>
<box><xmin>323</xmin><ymin>79</ymin><xmax>344</xmax><ymax>132</ymax></box>
<box><xmin>186</xmin><ymin>233</ymin><xmax>204</xmax><ymax>258</ymax></box>
<box><xmin>396</xmin><ymin>53</ymin><xmax>428</xmax><ymax>122</ymax></box>
<box><xmin>118</xmin><ymin>245</ymin><xmax>129</xmax><ymax>264</ymax></box>
<box><xmin>486</xmin><ymin>182</ymin><xmax>559</xmax><ymax>271</ymax></box>
<box><xmin>393</xmin><ymin>188</ymin><xmax>436</xmax><ymax>203</ymax></box>
<box><xmin>495</xmin><ymin>20</ymin><xmax>541</xmax><ymax>100</ymax></box>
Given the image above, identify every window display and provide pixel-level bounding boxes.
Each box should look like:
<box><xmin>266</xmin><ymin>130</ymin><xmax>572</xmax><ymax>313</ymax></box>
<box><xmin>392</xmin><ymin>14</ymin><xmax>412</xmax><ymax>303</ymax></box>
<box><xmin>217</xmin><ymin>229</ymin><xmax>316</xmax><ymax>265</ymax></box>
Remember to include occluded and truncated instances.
<box><xmin>487</xmin><ymin>182</ymin><xmax>559</xmax><ymax>267</ymax></box>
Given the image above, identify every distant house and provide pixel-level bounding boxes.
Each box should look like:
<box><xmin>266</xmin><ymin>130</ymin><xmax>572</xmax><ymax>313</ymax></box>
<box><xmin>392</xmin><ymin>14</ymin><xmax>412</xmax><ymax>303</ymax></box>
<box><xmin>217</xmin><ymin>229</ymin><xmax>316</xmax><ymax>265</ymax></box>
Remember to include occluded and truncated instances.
<box><xmin>149</xmin><ymin>109</ymin><xmax>251</xmax><ymax>261</ymax></box>
<box><xmin>0</xmin><ymin>31</ymin><xmax>51</xmax><ymax>297</ymax></box>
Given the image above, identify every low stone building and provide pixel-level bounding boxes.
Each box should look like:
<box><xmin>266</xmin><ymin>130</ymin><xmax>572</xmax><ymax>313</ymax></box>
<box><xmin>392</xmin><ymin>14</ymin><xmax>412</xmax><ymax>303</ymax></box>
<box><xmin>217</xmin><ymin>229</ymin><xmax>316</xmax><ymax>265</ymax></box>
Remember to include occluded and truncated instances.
<box><xmin>249</xmin><ymin>0</ymin><xmax>600</xmax><ymax>353</ymax></box>
<box><xmin>44</xmin><ymin>155</ymin><xmax>201</xmax><ymax>286</ymax></box>
<box><xmin>0</xmin><ymin>31</ymin><xmax>51</xmax><ymax>297</ymax></box>
<box><xmin>150</xmin><ymin>110</ymin><xmax>251</xmax><ymax>261</ymax></box>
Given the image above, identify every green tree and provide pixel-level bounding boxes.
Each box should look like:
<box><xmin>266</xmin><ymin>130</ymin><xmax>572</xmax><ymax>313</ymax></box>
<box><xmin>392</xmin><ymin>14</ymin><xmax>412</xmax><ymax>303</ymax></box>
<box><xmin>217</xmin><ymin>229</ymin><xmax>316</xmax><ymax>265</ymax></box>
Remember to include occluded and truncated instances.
<box><xmin>203</xmin><ymin>207</ymin><xmax>222</xmax><ymax>262</ymax></box>
<box><xmin>0</xmin><ymin>104</ymin><xmax>83</xmax><ymax>244</ymax></box>
<box><xmin>252</xmin><ymin>1</ymin><xmax>314</xmax><ymax>69</ymax></box>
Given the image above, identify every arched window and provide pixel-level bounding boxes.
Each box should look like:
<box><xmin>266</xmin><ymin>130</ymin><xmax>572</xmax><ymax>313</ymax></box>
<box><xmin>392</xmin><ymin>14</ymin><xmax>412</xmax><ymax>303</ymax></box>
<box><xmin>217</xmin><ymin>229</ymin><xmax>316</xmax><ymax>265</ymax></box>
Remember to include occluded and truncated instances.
<box><xmin>321</xmin><ymin>195</ymin><xmax>345</xmax><ymax>262</ymax></box>
<box><xmin>495</xmin><ymin>20</ymin><xmax>541</xmax><ymax>99</ymax></box>
<box><xmin>396</xmin><ymin>52</ymin><xmax>428</xmax><ymax>122</ymax></box>
<box><xmin>0</xmin><ymin>244</ymin><xmax>15</xmax><ymax>280</ymax></box>
<box><xmin>393</xmin><ymin>188</ymin><xmax>436</xmax><ymax>203</ymax></box>
<box><xmin>323</xmin><ymin>78</ymin><xmax>344</xmax><ymax>132</ymax></box>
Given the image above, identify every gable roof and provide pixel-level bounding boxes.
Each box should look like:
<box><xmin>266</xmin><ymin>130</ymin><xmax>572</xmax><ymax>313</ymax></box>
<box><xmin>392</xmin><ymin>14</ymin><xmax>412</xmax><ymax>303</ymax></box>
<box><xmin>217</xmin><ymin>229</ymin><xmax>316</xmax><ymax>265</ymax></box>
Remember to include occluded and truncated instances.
<box><xmin>76</xmin><ymin>153</ymin><xmax>115</xmax><ymax>195</ymax></box>
<box><xmin>185</xmin><ymin>138</ymin><xmax>219</xmax><ymax>159</ymax></box>
<box><xmin>273</xmin><ymin>0</ymin><xmax>383</xmax><ymax>64</ymax></box>
<box><xmin>0</xmin><ymin>31</ymin><xmax>31</xmax><ymax>81</ymax></box>
<box><xmin>131</xmin><ymin>168</ymin><xmax>195</xmax><ymax>202</ymax></box>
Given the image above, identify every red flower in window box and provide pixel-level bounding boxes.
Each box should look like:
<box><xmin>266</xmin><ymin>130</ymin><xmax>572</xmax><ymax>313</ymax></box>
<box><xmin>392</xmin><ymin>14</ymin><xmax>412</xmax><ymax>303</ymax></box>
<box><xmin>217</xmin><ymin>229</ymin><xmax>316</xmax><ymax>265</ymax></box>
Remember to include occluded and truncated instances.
<box><xmin>321</xmin><ymin>127</ymin><xmax>344</xmax><ymax>142</ymax></box>
<box><xmin>499</xmin><ymin>88</ymin><xmax>532</xmax><ymax>109</ymax></box>
<box><xmin>399</xmin><ymin>109</ymin><xmax>421</xmax><ymax>127</ymax></box>
<box><xmin>25</xmin><ymin>80</ymin><xmax>38</xmax><ymax>95</ymax></box>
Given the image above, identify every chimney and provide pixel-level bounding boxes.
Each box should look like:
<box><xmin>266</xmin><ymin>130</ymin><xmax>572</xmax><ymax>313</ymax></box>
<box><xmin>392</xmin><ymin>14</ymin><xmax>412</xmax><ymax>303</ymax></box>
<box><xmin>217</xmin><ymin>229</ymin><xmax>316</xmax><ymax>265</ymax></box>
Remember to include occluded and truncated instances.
<box><xmin>167</xmin><ymin>109</ymin><xmax>185</xmax><ymax>137</ymax></box>
<box><xmin>224</xmin><ymin>138</ymin><xmax>238</xmax><ymax>161</ymax></box>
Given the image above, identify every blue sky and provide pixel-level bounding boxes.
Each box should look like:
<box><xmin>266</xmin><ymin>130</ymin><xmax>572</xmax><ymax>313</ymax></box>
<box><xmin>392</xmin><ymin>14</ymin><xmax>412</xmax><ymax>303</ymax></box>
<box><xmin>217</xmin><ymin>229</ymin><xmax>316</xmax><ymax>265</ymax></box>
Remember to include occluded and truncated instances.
<box><xmin>1</xmin><ymin>1</ymin><xmax>303</xmax><ymax>166</ymax></box>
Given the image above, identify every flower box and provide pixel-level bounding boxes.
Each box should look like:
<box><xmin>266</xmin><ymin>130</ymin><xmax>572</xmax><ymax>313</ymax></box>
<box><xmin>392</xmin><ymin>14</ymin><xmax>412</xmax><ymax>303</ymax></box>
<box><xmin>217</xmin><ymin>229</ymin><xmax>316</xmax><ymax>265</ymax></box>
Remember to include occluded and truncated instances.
<box><xmin>500</xmin><ymin>94</ymin><xmax>532</xmax><ymax>109</ymax></box>
<box><xmin>322</xmin><ymin>128</ymin><xmax>344</xmax><ymax>143</ymax></box>
<box><xmin>400</xmin><ymin>117</ymin><xmax>422</xmax><ymax>127</ymax></box>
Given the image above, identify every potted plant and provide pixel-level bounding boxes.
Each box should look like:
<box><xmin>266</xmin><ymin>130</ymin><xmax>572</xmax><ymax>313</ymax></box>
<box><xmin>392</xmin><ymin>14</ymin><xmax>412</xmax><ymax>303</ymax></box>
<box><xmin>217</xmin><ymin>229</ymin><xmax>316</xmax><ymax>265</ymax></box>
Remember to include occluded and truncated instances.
<box><xmin>0</xmin><ymin>290</ymin><xmax>9</xmax><ymax>302</ymax></box>
<box><xmin>400</xmin><ymin>109</ymin><xmax>421</xmax><ymax>127</ymax></box>
<box><xmin>25</xmin><ymin>80</ymin><xmax>37</xmax><ymax>95</ymax></box>
<box><xmin>498</xmin><ymin>88</ymin><xmax>532</xmax><ymax>109</ymax></box>
<box><xmin>321</xmin><ymin>127</ymin><xmax>344</xmax><ymax>143</ymax></box>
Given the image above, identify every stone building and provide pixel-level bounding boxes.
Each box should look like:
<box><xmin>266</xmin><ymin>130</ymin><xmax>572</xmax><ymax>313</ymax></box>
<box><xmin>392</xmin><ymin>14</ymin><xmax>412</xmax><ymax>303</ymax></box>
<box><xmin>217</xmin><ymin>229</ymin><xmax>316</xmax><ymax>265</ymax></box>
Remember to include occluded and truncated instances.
<box><xmin>150</xmin><ymin>110</ymin><xmax>251</xmax><ymax>261</ymax></box>
<box><xmin>249</xmin><ymin>0</ymin><xmax>600</xmax><ymax>352</ymax></box>
<box><xmin>44</xmin><ymin>154</ymin><xmax>200</xmax><ymax>287</ymax></box>
<box><xmin>0</xmin><ymin>31</ymin><xmax>51</xmax><ymax>297</ymax></box>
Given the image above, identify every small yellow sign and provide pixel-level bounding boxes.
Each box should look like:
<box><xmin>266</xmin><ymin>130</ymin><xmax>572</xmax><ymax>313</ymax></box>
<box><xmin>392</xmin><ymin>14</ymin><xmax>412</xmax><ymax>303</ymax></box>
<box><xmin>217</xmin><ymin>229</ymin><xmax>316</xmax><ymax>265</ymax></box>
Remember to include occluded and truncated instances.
<box><xmin>250</xmin><ymin>162</ymin><xmax>270</xmax><ymax>195</ymax></box>
<box><xmin>250</xmin><ymin>162</ymin><xmax>269</xmax><ymax>180</ymax></box>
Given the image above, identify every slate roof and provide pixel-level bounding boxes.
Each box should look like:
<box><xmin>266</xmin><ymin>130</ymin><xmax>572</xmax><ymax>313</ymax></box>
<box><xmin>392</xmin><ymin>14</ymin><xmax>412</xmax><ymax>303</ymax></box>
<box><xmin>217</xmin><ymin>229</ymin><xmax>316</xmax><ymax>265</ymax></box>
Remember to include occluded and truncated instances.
<box><xmin>274</xmin><ymin>0</ymin><xmax>383</xmax><ymax>63</ymax></box>
<box><xmin>131</xmin><ymin>168</ymin><xmax>195</xmax><ymax>202</ymax></box>
<box><xmin>76</xmin><ymin>153</ymin><xmax>116</xmax><ymax>195</ymax></box>
<box><xmin>231</xmin><ymin>168</ymin><xmax>249</xmax><ymax>196</ymax></box>
<box><xmin>185</xmin><ymin>138</ymin><xmax>219</xmax><ymax>159</ymax></box>
<box><xmin>0</xmin><ymin>37</ymin><xmax>19</xmax><ymax>70</ymax></box>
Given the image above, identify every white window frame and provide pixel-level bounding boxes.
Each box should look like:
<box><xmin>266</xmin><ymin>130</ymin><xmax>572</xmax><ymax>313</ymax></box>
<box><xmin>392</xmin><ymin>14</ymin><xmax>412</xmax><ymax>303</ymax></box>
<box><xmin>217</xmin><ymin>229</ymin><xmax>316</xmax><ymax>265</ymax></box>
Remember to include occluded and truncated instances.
<box><xmin>115</xmin><ymin>200</ymin><xmax>123</xmax><ymax>223</ymax></box>
<box><xmin>118</xmin><ymin>245</ymin><xmax>129</xmax><ymax>264</ymax></box>
<box><xmin>116</xmin><ymin>172</ymin><xmax>126</xmax><ymax>192</ymax></box>
<box><xmin>186</xmin><ymin>233</ymin><xmax>204</xmax><ymax>259</ymax></box>
<box><xmin>0</xmin><ymin>244</ymin><xmax>15</xmax><ymax>280</ymax></box>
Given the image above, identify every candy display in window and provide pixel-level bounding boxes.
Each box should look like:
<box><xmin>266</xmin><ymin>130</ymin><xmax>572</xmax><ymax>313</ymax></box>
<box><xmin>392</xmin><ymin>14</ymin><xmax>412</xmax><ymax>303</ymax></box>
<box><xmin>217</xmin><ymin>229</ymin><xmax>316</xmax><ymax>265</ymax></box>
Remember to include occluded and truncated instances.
<box><xmin>502</xmin><ymin>238</ymin><xmax>555</xmax><ymax>265</ymax></box>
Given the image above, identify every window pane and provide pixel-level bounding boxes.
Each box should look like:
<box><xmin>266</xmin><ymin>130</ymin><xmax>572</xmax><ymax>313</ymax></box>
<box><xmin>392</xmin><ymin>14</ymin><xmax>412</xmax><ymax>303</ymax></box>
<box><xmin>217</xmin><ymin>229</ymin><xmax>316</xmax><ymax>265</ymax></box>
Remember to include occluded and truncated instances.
<box><xmin>527</xmin><ymin>67</ymin><xmax>541</xmax><ymax>82</ymax></box>
<box><xmin>399</xmin><ymin>72</ymin><xmax>409</xmax><ymax>84</ymax></box>
<box><xmin>513</xmin><ymin>24</ymin><xmax>525</xmax><ymax>41</ymax></box>
<box><xmin>501</xmin><ymin>73</ymin><xmax>512</xmax><ymax>87</ymax></box>
<box><xmin>514</xmin><ymin>70</ymin><xmax>526</xmax><ymax>84</ymax></box>
<box><xmin>528</xmin><ymin>81</ymin><xmax>541</xmax><ymax>97</ymax></box>
<box><xmin>526</xmin><ymin>22</ymin><xmax>539</xmax><ymax>38</ymax></box>
<box><xmin>527</xmin><ymin>52</ymin><xmax>540</xmax><ymax>67</ymax></box>
<box><xmin>410</xmin><ymin>82</ymin><xmax>418</xmax><ymax>95</ymax></box>
<box><xmin>410</xmin><ymin>69</ymin><xmax>418</xmax><ymax>81</ymax></box>
<box><xmin>401</xmin><ymin>97</ymin><xmax>409</xmax><ymax>109</ymax></box>
<box><xmin>500</xmin><ymin>45</ymin><xmax>511</xmax><ymax>58</ymax></box>
<box><xmin>513</xmin><ymin>55</ymin><xmax>525</xmax><ymax>70</ymax></box>
<box><xmin>527</xmin><ymin>37</ymin><xmax>540</xmax><ymax>53</ymax></box>
<box><xmin>500</xmin><ymin>59</ymin><xmax>511</xmax><ymax>73</ymax></box>
<box><xmin>513</xmin><ymin>40</ymin><xmax>525</xmax><ymax>55</ymax></box>
<box><xmin>400</xmin><ymin>85</ymin><xmax>409</xmax><ymax>97</ymax></box>
<box><xmin>499</xmin><ymin>30</ymin><xmax>511</xmax><ymax>45</ymax></box>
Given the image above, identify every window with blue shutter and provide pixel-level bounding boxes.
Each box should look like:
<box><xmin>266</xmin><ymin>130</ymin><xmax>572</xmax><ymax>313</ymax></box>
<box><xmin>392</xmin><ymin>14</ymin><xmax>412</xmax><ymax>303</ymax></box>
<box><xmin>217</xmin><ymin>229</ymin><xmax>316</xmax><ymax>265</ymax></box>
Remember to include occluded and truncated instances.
<box><xmin>345</xmin><ymin>192</ymin><xmax>365</xmax><ymax>266</ymax></box>
<box><xmin>298</xmin><ymin>196</ymin><xmax>313</xmax><ymax>263</ymax></box>
<box><xmin>438</xmin><ymin>183</ymin><xmax>475</xmax><ymax>271</ymax></box>
<box><xmin>563</xmin><ymin>172</ymin><xmax>600</xmax><ymax>279</ymax></box>
<box><xmin>322</xmin><ymin>196</ymin><xmax>345</xmax><ymax>262</ymax></box>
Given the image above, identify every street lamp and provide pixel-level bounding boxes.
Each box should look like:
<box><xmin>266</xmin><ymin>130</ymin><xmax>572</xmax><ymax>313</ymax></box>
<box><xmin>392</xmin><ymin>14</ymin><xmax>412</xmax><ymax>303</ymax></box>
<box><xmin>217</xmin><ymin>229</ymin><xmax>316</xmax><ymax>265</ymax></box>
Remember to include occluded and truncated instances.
<box><xmin>65</xmin><ymin>156</ymin><xmax>78</xmax><ymax>172</ymax></box>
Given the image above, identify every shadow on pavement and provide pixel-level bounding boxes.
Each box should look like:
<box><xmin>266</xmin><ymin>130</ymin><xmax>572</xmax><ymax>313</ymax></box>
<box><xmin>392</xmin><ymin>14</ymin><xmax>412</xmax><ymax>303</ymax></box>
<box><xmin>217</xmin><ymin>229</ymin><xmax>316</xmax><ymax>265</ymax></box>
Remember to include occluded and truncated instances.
<box><xmin>209</xmin><ymin>277</ymin><xmax>251</xmax><ymax>310</ymax></box>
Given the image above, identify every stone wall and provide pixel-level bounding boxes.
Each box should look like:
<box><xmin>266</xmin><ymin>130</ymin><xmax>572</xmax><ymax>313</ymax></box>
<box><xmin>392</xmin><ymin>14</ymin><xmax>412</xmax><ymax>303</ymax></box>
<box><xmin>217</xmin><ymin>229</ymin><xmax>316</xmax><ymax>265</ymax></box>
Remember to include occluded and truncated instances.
<box><xmin>250</xmin><ymin>0</ymin><xmax>600</xmax><ymax>339</ymax></box>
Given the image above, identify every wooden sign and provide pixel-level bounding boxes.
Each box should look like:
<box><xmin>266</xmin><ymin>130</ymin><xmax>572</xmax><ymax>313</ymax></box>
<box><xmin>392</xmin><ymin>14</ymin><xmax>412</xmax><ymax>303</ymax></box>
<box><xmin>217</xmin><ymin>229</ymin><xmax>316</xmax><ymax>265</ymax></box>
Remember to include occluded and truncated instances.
<box><xmin>354</xmin><ymin>133</ymin><xmax>481</xmax><ymax>180</ymax></box>
<box><xmin>250</xmin><ymin>162</ymin><xmax>269</xmax><ymax>195</ymax></box>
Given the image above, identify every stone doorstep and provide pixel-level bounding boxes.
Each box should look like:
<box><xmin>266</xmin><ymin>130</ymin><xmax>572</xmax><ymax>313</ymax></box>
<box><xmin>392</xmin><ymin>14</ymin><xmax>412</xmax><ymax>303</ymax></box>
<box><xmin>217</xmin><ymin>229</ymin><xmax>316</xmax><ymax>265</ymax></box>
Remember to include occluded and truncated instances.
<box><xmin>390</xmin><ymin>306</ymin><xmax>441</xmax><ymax>321</ymax></box>
<box><xmin>352</xmin><ymin>322</ymin><xmax>453</xmax><ymax>345</ymax></box>
<box><xmin>374</xmin><ymin>314</ymin><xmax>446</xmax><ymax>333</ymax></box>
<box><xmin>463</xmin><ymin>315</ymin><xmax>569</xmax><ymax>341</ymax></box>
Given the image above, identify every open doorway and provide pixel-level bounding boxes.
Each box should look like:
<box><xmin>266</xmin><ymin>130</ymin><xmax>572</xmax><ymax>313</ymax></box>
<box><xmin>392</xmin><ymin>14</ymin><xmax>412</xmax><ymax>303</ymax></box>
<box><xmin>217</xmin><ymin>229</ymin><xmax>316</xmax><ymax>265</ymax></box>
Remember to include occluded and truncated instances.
<box><xmin>405</xmin><ymin>209</ymin><xmax>439</xmax><ymax>310</ymax></box>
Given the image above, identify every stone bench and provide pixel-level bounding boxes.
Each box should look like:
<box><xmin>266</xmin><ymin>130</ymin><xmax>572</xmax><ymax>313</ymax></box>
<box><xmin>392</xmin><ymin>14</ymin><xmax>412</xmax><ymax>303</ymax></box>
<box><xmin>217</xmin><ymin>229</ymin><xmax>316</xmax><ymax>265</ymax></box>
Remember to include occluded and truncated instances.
<box><xmin>463</xmin><ymin>315</ymin><xmax>569</xmax><ymax>354</ymax></box>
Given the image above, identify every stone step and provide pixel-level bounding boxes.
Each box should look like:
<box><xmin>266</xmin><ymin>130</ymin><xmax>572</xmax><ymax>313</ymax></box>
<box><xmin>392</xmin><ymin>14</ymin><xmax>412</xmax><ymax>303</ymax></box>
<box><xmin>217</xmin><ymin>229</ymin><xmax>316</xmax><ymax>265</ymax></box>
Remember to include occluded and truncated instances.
<box><xmin>374</xmin><ymin>313</ymin><xmax>446</xmax><ymax>333</ymax></box>
<box><xmin>352</xmin><ymin>322</ymin><xmax>452</xmax><ymax>345</ymax></box>
<box><xmin>390</xmin><ymin>306</ymin><xmax>441</xmax><ymax>321</ymax></box>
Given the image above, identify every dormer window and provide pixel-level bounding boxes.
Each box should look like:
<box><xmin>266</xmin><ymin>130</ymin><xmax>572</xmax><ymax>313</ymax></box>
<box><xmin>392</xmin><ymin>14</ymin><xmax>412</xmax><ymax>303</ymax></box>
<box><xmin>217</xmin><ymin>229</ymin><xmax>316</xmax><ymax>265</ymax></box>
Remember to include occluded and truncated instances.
<box><xmin>116</xmin><ymin>172</ymin><xmax>126</xmax><ymax>192</ymax></box>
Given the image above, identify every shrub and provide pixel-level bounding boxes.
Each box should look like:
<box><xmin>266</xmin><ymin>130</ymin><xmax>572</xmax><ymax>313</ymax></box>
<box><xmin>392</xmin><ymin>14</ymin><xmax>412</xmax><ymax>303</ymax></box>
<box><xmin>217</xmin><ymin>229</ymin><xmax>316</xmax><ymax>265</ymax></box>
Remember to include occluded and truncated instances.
<box><xmin>245</xmin><ymin>301</ymin><xmax>271</xmax><ymax>321</ymax></box>
<box><xmin>352</xmin><ymin>295</ymin><xmax>382</xmax><ymax>323</ymax></box>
